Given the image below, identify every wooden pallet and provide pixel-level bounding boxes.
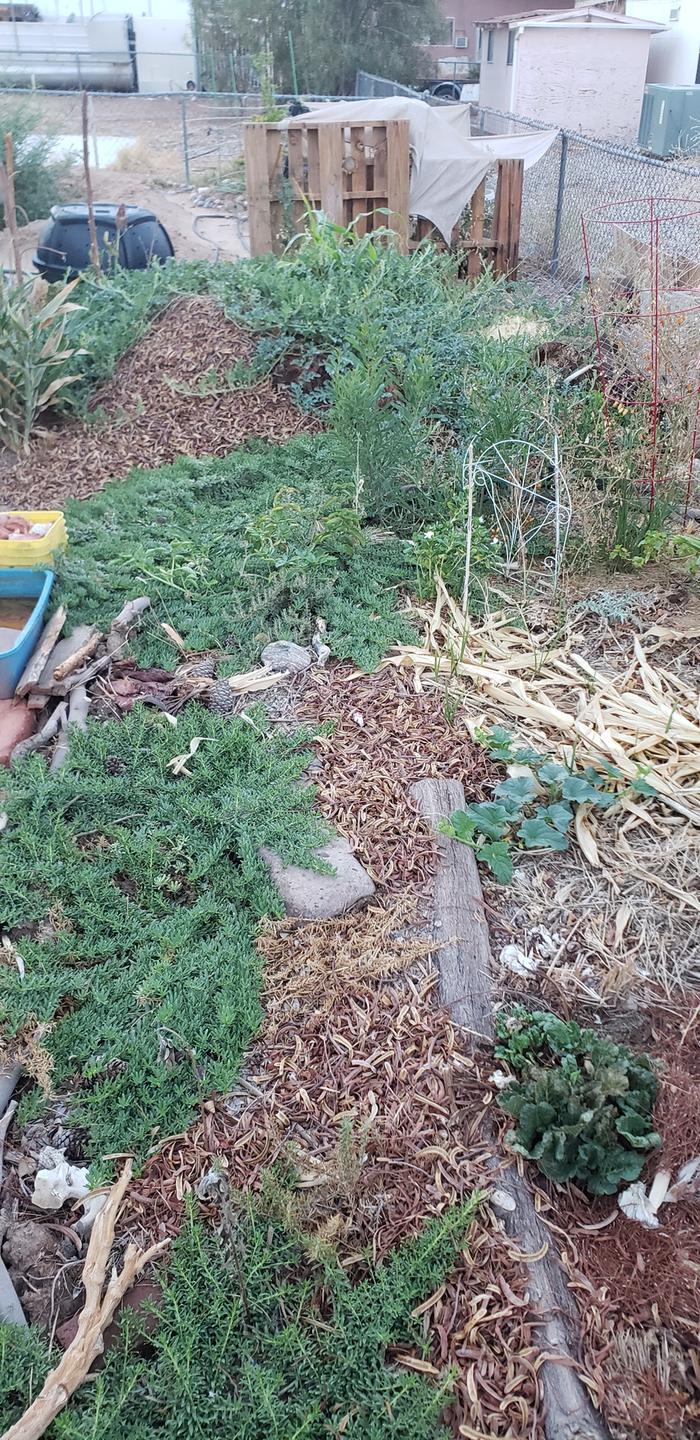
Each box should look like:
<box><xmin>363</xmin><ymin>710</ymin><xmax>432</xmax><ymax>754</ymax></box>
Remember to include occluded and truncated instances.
<box><xmin>413</xmin><ymin>161</ymin><xmax>524</xmax><ymax>279</ymax></box>
<box><xmin>244</xmin><ymin>119</ymin><xmax>410</xmax><ymax>256</ymax></box>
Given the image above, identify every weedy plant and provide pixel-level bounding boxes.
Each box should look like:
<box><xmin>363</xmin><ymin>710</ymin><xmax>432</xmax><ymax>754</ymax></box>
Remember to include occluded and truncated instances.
<box><xmin>494</xmin><ymin>1007</ymin><xmax>660</xmax><ymax>1195</ymax></box>
<box><xmin>0</xmin><ymin>1197</ymin><xmax>478</xmax><ymax>1437</ymax></box>
<box><xmin>0</xmin><ymin>277</ymin><xmax>85</xmax><ymax>451</ymax></box>
<box><xmin>442</xmin><ymin>726</ymin><xmax>656</xmax><ymax>882</ymax></box>
<box><xmin>0</xmin><ymin>96</ymin><xmax>72</xmax><ymax>227</ymax></box>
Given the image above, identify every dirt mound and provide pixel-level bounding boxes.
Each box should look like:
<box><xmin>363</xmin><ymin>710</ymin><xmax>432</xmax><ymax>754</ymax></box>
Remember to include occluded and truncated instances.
<box><xmin>3</xmin><ymin>296</ymin><xmax>319</xmax><ymax>510</ymax></box>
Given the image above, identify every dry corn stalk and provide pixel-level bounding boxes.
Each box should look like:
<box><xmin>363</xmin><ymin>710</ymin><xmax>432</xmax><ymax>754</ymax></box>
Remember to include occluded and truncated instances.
<box><xmin>382</xmin><ymin>581</ymin><xmax>700</xmax><ymax>826</ymax></box>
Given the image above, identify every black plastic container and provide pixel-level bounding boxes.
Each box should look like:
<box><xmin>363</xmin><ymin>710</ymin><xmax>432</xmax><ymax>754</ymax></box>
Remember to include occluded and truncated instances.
<box><xmin>33</xmin><ymin>203</ymin><xmax>174</xmax><ymax>282</ymax></box>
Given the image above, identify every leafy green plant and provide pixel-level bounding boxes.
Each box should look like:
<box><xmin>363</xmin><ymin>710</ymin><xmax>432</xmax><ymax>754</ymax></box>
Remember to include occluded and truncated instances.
<box><xmin>0</xmin><ymin>705</ymin><xmax>327</xmax><ymax>1163</ymax></box>
<box><xmin>0</xmin><ymin>96</ymin><xmax>72</xmax><ymax>227</ymax></box>
<box><xmin>442</xmin><ymin>727</ymin><xmax>656</xmax><ymax>882</ymax></box>
<box><xmin>494</xmin><ymin>1007</ymin><xmax>660</xmax><ymax>1195</ymax></box>
<box><xmin>0</xmin><ymin>276</ymin><xmax>85</xmax><ymax>451</ymax></box>
<box><xmin>0</xmin><ymin>1198</ymin><xmax>477</xmax><ymax>1436</ymax></box>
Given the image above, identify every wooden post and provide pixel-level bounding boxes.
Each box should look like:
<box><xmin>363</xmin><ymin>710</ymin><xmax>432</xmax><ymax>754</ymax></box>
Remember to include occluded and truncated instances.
<box><xmin>1</xmin><ymin>133</ymin><xmax>23</xmax><ymax>285</ymax></box>
<box><xmin>318</xmin><ymin>123</ymin><xmax>344</xmax><ymax>225</ymax></box>
<box><xmin>265</xmin><ymin>127</ymin><xmax>283</xmax><ymax>253</ymax></box>
<box><xmin>386</xmin><ymin>118</ymin><xmax>410</xmax><ymax>254</ymax></box>
<box><xmin>81</xmin><ymin>91</ymin><xmax>100</xmax><ymax>275</ymax></box>
<box><xmin>244</xmin><ymin>123</ymin><xmax>274</xmax><ymax>256</ymax></box>
<box><xmin>467</xmin><ymin>178</ymin><xmax>486</xmax><ymax>280</ymax></box>
<box><xmin>492</xmin><ymin>159</ymin><xmax>523</xmax><ymax>278</ymax></box>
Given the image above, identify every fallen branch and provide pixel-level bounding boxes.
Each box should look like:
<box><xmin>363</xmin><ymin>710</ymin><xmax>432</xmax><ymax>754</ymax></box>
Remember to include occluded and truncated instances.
<box><xmin>53</xmin><ymin>627</ymin><xmax>102</xmax><ymax>683</ymax></box>
<box><xmin>106</xmin><ymin>597</ymin><xmax>151</xmax><ymax>659</ymax></box>
<box><xmin>15</xmin><ymin>607</ymin><xmax>67</xmax><ymax>699</ymax></box>
<box><xmin>50</xmin><ymin>686</ymin><xmax>90</xmax><ymax>774</ymax></box>
<box><xmin>10</xmin><ymin>703</ymin><xmax>67</xmax><ymax>767</ymax></box>
<box><xmin>1</xmin><ymin>1161</ymin><xmax>168</xmax><ymax>1440</ymax></box>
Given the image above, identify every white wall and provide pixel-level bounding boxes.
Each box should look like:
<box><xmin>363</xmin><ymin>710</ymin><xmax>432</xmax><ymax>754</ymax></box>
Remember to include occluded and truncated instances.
<box><xmin>477</xmin><ymin>25</ymin><xmax>516</xmax><ymax>112</ymax></box>
<box><xmin>514</xmin><ymin>25</ymin><xmax>652</xmax><ymax>139</ymax></box>
<box><xmin>626</xmin><ymin>1</ymin><xmax>700</xmax><ymax>84</ymax></box>
<box><xmin>42</xmin><ymin>0</ymin><xmax>190</xmax><ymax>17</ymax></box>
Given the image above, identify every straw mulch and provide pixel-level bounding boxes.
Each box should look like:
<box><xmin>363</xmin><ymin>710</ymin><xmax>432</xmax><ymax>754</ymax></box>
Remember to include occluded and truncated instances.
<box><xmin>296</xmin><ymin>666</ymin><xmax>498</xmax><ymax>896</ymax></box>
<box><xmin>3</xmin><ymin>296</ymin><xmax>318</xmax><ymax>510</ymax></box>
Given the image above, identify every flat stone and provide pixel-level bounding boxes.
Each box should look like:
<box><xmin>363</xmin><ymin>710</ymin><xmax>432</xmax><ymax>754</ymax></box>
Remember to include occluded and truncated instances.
<box><xmin>260</xmin><ymin>836</ymin><xmax>375</xmax><ymax>919</ymax></box>
<box><xmin>0</xmin><ymin>699</ymin><xmax>35</xmax><ymax>767</ymax></box>
<box><xmin>261</xmin><ymin>641</ymin><xmax>312</xmax><ymax>674</ymax></box>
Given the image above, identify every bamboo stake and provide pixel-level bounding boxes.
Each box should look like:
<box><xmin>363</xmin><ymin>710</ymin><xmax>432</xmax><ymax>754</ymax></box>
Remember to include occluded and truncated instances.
<box><xmin>81</xmin><ymin>91</ymin><xmax>100</xmax><ymax>276</ymax></box>
<box><xmin>1</xmin><ymin>133</ymin><xmax>23</xmax><ymax>285</ymax></box>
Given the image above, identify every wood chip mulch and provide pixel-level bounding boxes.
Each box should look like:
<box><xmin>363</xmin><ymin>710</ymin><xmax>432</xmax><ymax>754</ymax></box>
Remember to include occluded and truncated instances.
<box><xmin>3</xmin><ymin>296</ymin><xmax>319</xmax><ymax>510</ymax></box>
<box><xmin>296</xmin><ymin>666</ymin><xmax>499</xmax><ymax>897</ymax></box>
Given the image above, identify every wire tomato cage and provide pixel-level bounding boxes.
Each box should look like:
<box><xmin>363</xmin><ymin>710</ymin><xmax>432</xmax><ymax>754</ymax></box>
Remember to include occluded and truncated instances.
<box><xmin>581</xmin><ymin>195</ymin><xmax>700</xmax><ymax>520</ymax></box>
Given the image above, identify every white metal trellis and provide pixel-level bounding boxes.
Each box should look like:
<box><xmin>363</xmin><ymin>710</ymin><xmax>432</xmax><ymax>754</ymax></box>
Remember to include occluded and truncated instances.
<box><xmin>471</xmin><ymin>436</ymin><xmax>571</xmax><ymax>595</ymax></box>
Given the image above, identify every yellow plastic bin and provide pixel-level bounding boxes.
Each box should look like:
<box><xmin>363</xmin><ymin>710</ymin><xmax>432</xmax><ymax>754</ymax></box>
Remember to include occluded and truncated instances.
<box><xmin>0</xmin><ymin>511</ymin><xmax>67</xmax><ymax>568</ymax></box>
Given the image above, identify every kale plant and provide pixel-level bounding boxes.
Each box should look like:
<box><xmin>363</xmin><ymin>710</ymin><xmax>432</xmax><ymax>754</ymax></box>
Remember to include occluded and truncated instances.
<box><xmin>494</xmin><ymin>1007</ymin><xmax>660</xmax><ymax>1195</ymax></box>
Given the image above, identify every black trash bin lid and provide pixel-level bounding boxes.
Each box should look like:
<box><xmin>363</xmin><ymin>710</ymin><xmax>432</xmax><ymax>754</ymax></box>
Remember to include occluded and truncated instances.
<box><xmin>47</xmin><ymin>202</ymin><xmax>160</xmax><ymax>227</ymax></box>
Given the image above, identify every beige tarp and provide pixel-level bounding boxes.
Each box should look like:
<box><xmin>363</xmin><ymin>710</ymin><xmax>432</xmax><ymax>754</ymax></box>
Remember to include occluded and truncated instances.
<box><xmin>278</xmin><ymin>98</ymin><xmax>557</xmax><ymax>242</ymax></box>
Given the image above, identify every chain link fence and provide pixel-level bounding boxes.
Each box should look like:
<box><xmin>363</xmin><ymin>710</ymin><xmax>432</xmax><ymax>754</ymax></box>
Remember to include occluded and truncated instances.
<box><xmin>355</xmin><ymin>70</ymin><xmax>420</xmax><ymax>100</ymax></box>
<box><xmin>477</xmin><ymin>105</ymin><xmax>700</xmax><ymax>284</ymax></box>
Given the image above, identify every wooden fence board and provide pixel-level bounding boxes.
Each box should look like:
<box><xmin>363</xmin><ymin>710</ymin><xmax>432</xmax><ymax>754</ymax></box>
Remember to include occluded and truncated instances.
<box><xmin>467</xmin><ymin>178</ymin><xmax>485</xmax><ymax>279</ymax></box>
<box><xmin>318</xmin><ymin>124</ymin><xmax>345</xmax><ymax>224</ymax></box>
<box><xmin>244</xmin><ymin>124</ymin><xmax>273</xmax><ymax>257</ymax></box>
<box><xmin>349</xmin><ymin>124</ymin><xmax>368</xmax><ymax>235</ymax></box>
<box><xmin>386</xmin><ymin>119</ymin><xmax>409</xmax><ymax>253</ymax></box>
<box><xmin>287</xmin><ymin>127</ymin><xmax>305</xmax><ymax>234</ymax></box>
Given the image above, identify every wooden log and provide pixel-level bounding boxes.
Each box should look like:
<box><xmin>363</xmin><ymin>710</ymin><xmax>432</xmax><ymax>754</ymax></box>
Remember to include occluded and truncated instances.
<box><xmin>386</xmin><ymin>119</ymin><xmax>410</xmax><ymax>254</ymax></box>
<box><xmin>50</xmin><ymin>685</ymin><xmax>89</xmax><ymax>773</ymax></box>
<box><xmin>15</xmin><ymin>606</ymin><xmax>67</xmax><ymax>698</ymax></box>
<box><xmin>30</xmin><ymin>624</ymin><xmax>95</xmax><ymax>696</ymax></box>
<box><xmin>411</xmin><ymin>777</ymin><xmax>612</xmax><ymax>1440</ymax></box>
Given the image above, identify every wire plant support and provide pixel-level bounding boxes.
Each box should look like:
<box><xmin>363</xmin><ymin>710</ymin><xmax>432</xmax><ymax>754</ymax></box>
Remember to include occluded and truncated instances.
<box><xmin>582</xmin><ymin>195</ymin><xmax>700</xmax><ymax>520</ymax></box>
<box><xmin>471</xmin><ymin>435</ymin><xmax>572</xmax><ymax>600</ymax></box>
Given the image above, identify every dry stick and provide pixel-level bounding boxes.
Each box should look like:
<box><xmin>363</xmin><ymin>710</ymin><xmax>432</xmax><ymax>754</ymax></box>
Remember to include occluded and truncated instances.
<box><xmin>53</xmin><ymin>627</ymin><xmax>102</xmax><ymax>682</ymax></box>
<box><xmin>81</xmin><ymin>91</ymin><xmax>100</xmax><ymax>276</ymax></box>
<box><xmin>411</xmin><ymin>777</ymin><xmax>612</xmax><ymax>1440</ymax></box>
<box><xmin>1</xmin><ymin>1162</ymin><xmax>169</xmax><ymax>1440</ymax></box>
<box><xmin>50</xmin><ymin>685</ymin><xmax>90</xmax><ymax>773</ymax></box>
<box><xmin>461</xmin><ymin>441</ymin><xmax>475</xmax><ymax>621</ymax></box>
<box><xmin>15</xmin><ymin>607</ymin><xmax>67</xmax><ymax>699</ymax></box>
<box><xmin>1</xmin><ymin>134</ymin><xmax>23</xmax><ymax>285</ymax></box>
<box><xmin>0</xmin><ymin>1068</ymin><xmax>25</xmax><ymax>1328</ymax></box>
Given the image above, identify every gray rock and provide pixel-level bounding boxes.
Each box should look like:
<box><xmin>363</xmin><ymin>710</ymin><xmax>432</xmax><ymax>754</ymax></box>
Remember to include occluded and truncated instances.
<box><xmin>261</xmin><ymin>641</ymin><xmax>312</xmax><ymax>674</ymax></box>
<box><xmin>260</xmin><ymin>837</ymin><xmax>375</xmax><ymax>919</ymax></box>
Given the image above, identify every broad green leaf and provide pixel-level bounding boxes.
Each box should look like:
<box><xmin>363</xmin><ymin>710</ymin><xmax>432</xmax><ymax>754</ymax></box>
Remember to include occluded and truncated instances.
<box><xmin>448</xmin><ymin>810</ymin><xmax>477</xmax><ymax>845</ymax></box>
<box><xmin>493</xmin><ymin>775</ymin><xmax>537</xmax><ymax>810</ymax></box>
<box><xmin>464</xmin><ymin>801</ymin><xmax>511</xmax><ymax>840</ymax></box>
<box><xmin>537</xmin><ymin>761</ymin><xmax>569</xmax><ymax>786</ymax></box>
<box><xmin>518</xmin><ymin>816</ymin><xmax>570</xmax><ymax>851</ymax></box>
<box><xmin>561</xmin><ymin>774</ymin><xmax>600</xmax><ymax>803</ymax></box>
<box><xmin>631</xmin><ymin>776</ymin><xmax>657</xmax><ymax>797</ymax></box>
<box><xmin>513</xmin><ymin>746</ymin><xmax>546</xmax><ymax>765</ymax></box>
<box><xmin>478</xmin><ymin>840</ymin><xmax>513</xmax><ymax>884</ymax></box>
<box><xmin>539</xmin><ymin>801</ymin><xmax>572</xmax><ymax>833</ymax></box>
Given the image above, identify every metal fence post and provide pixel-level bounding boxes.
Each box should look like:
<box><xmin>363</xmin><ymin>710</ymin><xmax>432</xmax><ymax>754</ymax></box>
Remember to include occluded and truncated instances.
<box><xmin>550</xmin><ymin>131</ymin><xmax>568</xmax><ymax>277</ymax></box>
<box><xmin>181</xmin><ymin>95</ymin><xmax>190</xmax><ymax>185</ymax></box>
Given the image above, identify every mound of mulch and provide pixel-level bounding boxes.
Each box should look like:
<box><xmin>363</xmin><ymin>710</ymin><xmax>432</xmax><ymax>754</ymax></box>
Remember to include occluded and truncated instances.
<box><xmin>296</xmin><ymin>666</ymin><xmax>499</xmax><ymax>896</ymax></box>
<box><xmin>3</xmin><ymin>296</ymin><xmax>319</xmax><ymax>510</ymax></box>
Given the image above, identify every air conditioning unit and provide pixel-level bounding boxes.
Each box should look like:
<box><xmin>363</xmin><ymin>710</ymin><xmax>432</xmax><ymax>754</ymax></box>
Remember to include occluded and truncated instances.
<box><xmin>455</xmin><ymin>36</ymin><xmax>467</xmax><ymax>47</ymax></box>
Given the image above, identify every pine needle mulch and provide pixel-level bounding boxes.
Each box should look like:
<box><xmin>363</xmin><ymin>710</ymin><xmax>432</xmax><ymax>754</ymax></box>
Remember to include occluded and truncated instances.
<box><xmin>295</xmin><ymin>666</ymin><xmax>499</xmax><ymax>896</ymax></box>
<box><xmin>3</xmin><ymin>296</ymin><xmax>318</xmax><ymax>510</ymax></box>
<box><xmin>122</xmin><ymin>901</ymin><xmax>581</xmax><ymax>1440</ymax></box>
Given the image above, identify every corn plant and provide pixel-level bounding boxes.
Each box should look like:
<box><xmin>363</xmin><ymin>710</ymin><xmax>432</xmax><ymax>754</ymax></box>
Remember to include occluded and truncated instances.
<box><xmin>0</xmin><ymin>276</ymin><xmax>85</xmax><ymax>452</ymax></box>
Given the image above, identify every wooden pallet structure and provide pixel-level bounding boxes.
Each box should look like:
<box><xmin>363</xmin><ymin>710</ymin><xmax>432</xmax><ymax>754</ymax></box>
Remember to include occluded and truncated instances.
<box><xmin>244</xmin><ymin>118</ymin><xmax>524</xmax><ymax>279</ymax></box>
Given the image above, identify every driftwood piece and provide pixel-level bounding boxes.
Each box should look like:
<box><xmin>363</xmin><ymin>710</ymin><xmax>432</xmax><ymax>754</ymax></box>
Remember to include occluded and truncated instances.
<box><xmin>412</xmin><ymin>778</ymin><xmax>611</xmax><ymax>1440</ymax></box>
<box><xmin>106</xmin><ymin>597</ymin><xmax>151</xmax><ymax>659</ymax></box>
<box><xmin>9</xmin><ymin>703</ymin><xmax>67</xmax><ymax>766</ymax></box>
<box><xmin>32</xmin><ymin>625</ymin><xmax>95</xmax><ymax>696</ymax></box>
<box><xmin>50</xmin><ymin>686</ymin><xmax>90</xmax><ymax>773</ymax></box>
<box><xmin>53</xmin><ymin>627</ymin><xmax>102</xmax><ymax>682</ymax></box>
<box><xmin>15</xmin><ymin>607</ymin><xmax>67</xmax><ymax>699</ymax></box>
<box><xmin>1</xmin><ymin>1161</ymin><xmax>168</xmax><ymax>1440</ymax></box>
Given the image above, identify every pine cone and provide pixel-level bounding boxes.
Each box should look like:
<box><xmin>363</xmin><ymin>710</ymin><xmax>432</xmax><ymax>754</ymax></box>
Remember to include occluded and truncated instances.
<box><xmin>207</xmin><ymin>679</ymin><xmax>234</xmax><ymax>715</ymax></box>
<box><xmin>186</xmin><ymin>657</ymin><xmax>217</xmax><ymax>679</ymax></box>
<box><xmin>105</xmin><ymin>756</ymin><xmax>125</xmax><ymax>776</ymax></box>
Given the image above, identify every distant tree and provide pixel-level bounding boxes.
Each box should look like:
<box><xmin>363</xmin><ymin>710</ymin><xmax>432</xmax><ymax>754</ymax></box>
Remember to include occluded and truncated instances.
<box><xmin>193</xmin><ymin>0</ymin><xmax>442</xmax><ymax>95</ymax></box>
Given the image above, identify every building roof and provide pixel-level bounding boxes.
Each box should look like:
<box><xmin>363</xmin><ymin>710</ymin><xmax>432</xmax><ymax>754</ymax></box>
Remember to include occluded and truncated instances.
<box><xmin>484</xmin><ymin>4</ymin><xmax>666</xmax><ymax>28</ymax></box>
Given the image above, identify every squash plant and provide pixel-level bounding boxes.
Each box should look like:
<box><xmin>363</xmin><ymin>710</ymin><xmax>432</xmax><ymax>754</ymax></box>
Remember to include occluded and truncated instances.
<box><xmin>494</xmin><ymin>1007</ymin><xmax>660</xmax><ymax>1195</ymax></box>
<box><xmin>442</xmin><ymin>726</ymin><xmax>656</xmax><ymax>883</ymax></box>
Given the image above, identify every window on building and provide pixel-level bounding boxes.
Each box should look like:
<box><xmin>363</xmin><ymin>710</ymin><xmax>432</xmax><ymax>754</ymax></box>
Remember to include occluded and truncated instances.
<box><xmin>487</xmin><ymin>29</ymin><xmax>494</xmax><ymax>62</ymax></box>
<box><xmin>507</xmin><ymin>29</ymin><xmax>515</xmax><ymax>64</ymax></box>
<box><xmin>476</xmin><ymin>26</ymin><xmax>482</xmax><ymax>56</ymax></box>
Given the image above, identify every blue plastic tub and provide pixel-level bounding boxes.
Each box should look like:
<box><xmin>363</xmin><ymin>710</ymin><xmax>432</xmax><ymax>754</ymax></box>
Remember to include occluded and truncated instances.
<box><xmin>0</xmin><ymin>567</ymin><xmax>55</xmax><ymax>700</ymax></box>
